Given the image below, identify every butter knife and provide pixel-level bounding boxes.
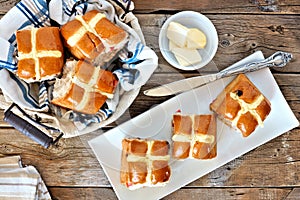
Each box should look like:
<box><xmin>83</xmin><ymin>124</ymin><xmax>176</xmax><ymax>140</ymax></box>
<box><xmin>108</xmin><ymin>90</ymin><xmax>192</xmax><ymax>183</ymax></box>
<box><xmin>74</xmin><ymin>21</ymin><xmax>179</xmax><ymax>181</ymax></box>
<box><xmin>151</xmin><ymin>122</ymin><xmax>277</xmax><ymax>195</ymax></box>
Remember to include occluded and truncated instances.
<box><xmin>144</xmin><ymin>51</ymin><xmax>292</xmax><ymax>97</ymax></box>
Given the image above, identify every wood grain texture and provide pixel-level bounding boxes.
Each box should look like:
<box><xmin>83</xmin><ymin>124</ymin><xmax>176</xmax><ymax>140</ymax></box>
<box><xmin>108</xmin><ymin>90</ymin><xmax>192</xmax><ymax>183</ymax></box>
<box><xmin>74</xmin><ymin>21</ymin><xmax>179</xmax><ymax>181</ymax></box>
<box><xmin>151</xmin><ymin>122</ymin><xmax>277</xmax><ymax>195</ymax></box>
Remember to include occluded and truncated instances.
<box><xmin>0</xmin><ymin>126</ymin><xmax>299</xmax><ymax>187</ymax></box>
<box><xmin>133</xmin><ymin>0</ymin><xmax>300</xmax><ymax>14</ymax></box>
<box><xmin>138</xmin><ymin>14</ymin><xmax>300</xmax><ymax>73</ymax></box>
<box><xmin>0</xmin><ymin>0</ymin><xmax>17</xmax><ymax>14</ymax></box>
<box><xmin>49</xmin><ymin>187</ymin><xmax>297</xmax><ymax>200</ymax></box>
<box><xmin>49</xmin><ymin>188</ymin><xmax>118</xmax><ymax>200</ymax></box>
<box><xmin>1</xmin><ymin>0</ymin><xmax>300</xmax><ymax>15</ymax></box>
<box><xmin>164</xmin><ymin>188</ymin><xmax>294</xmax><ymax>200</ymax></box>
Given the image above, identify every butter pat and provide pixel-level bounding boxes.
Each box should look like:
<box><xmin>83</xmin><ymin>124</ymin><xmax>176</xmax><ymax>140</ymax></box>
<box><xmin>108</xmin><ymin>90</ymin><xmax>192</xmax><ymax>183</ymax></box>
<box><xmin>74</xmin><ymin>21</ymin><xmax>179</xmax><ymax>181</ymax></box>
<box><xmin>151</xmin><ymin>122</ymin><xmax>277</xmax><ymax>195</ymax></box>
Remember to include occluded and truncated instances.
<box><xmin>166</xmin><ymin>21</ymin><xmax>207</xmax><ymax>67</ymax></box>
<box><xmin>169</xmin><ymin>40</ymin><xmax>179</xmax><ymax>51</ymax></box>
<box><xmin>167</xmin><ymin>22</ymin><xmax>189</xmax><ymax>48</ymax></box>
<box><xmin>172</xmin><ymin>47</ymin><xmax>202</xmax><ymax>67</ymax></box>
<box><xmin>186</xmin><ymin>28</ymin><xmax>207</xmax><ymax>49</ymax></box>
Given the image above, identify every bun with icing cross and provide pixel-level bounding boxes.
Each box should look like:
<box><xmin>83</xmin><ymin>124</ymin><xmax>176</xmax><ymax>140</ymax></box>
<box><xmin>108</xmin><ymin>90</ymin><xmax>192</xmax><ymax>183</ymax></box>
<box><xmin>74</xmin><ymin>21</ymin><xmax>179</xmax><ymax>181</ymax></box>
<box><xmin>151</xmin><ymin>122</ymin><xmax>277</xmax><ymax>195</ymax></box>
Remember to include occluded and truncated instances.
<box><xmin>60</xmin><ymin>10</ymin><xmax>128</xmax><ymax>64</ymax></box>
<box><xmin>51</xmin><ymin>60</ymin><xmax>118</xmax><ymax>115</ymax></box>
<box><xmin>120</xmin><ymin>138</ymin><xmax>171</xmax><ymax>190</ymax></box>
<box><xmin>16</xmin><ymin>27</ymin><xmax>64</xmax><ymax>82</ymax></box>
<box><xmin>172</xmin><ymin>113</ymin><xmax>217</xmax><ymax>159</ymax></box>
<box><xmin>210</xmin><ymin>74</ymin><xmax>271</xmax><ymax>137</ymax></box>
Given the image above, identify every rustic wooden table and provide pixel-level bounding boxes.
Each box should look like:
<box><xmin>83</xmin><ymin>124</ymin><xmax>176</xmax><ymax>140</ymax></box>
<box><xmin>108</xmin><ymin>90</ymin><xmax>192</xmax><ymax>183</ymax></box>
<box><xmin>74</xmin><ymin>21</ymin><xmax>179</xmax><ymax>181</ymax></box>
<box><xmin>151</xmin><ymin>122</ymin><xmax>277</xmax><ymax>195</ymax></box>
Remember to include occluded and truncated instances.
<box><xmin>0</xmin><ymin>0</ymin><xmax>299</xmax><ymax>199</ymax></box>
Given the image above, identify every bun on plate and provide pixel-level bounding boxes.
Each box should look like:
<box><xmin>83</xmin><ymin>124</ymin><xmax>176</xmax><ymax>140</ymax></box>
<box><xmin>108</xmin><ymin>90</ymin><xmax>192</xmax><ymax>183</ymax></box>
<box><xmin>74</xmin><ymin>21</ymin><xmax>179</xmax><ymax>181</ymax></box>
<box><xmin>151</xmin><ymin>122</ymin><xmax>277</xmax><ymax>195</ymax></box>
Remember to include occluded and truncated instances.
<box><xmin>120</xmin><ymin>138</ymin><xmax>171</xmax><ymax>190</ymax></box>
<box><xmin>210</xmin><ymin>74</ymin><xmax>271</xmax><ymax>137</ymax></box>
<box><xmin>172</xmin><ymin>113</ymin><xmax>217</xmax><ymax>159</ymax></box>
<box><xmin>16</xmin><ymin>27</ymin><xmax>64</xmax><ymax>82</ymax></box>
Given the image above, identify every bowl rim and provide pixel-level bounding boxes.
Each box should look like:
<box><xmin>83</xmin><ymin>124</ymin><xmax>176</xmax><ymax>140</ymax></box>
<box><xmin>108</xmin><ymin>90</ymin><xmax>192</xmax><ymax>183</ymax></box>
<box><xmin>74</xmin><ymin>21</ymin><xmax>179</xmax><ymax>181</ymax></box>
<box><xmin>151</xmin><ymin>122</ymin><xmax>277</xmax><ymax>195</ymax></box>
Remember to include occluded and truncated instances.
<box><xmin>159</xmin><ymin>10</ymin><xmax>219</xmax><ymax>71</ymax></box>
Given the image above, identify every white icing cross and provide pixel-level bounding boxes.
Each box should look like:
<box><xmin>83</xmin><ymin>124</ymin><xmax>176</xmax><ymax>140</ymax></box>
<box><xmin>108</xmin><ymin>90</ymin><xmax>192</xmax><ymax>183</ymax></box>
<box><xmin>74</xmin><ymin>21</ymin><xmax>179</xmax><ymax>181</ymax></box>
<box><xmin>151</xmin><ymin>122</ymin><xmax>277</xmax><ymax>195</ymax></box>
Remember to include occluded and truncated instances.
<box><xmin>71</xmin><ymin>66</ymin><xmax>113</xmax><ymax>111</ymax></box>
<box><xmin>126</xmin><ymin>140</ymin><xmax>170</xmax><ymax>187</ymax></box>
<box><xmin>230</xmin><ymin>92</ymin><xmax>265</xmax><ymax>127</ymax></box>
<box><xmin>172</xmin><ymin>114</ymin><xmax>215</xmax><ymax>157</ymax></box>
<box><xmin>67</xmin><ymin>13</ymin><xmax>110</xmax><ymax>58</ymax></box>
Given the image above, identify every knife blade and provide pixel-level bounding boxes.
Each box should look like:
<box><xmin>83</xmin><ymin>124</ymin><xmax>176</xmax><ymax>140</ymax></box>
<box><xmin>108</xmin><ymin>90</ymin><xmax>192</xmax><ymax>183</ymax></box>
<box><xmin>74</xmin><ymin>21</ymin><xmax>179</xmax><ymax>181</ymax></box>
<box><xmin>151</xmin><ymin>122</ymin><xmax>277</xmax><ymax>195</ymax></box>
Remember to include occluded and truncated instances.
<box><xmin>143</xmin><ymin>51</ymin><xmax>292</xmax><ymax>97</ymax></box>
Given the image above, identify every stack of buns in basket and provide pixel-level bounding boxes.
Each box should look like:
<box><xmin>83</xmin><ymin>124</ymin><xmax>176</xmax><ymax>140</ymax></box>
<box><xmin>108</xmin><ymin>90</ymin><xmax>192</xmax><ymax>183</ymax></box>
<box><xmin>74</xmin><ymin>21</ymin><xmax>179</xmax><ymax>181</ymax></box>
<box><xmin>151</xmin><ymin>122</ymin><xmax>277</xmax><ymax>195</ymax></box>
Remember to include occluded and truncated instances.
<box><xmin>16</xmin><ymin>10</ymin><xmax>129</xmax><ymax>114</ymax></box>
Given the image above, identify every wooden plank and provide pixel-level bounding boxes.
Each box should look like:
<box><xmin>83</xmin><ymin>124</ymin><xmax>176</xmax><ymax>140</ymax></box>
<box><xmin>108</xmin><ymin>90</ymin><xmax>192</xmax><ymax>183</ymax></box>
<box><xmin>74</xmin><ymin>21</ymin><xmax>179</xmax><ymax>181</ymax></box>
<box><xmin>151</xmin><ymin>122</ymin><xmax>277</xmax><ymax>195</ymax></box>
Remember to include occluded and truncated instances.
<box><xmin>48</xmin><ymin>187</ymin><xmax>293</xmax><ymax>200</ymax></box>
<box><xmin>0</xmin><ymin>126</ymin><xmax>298</xmax><ymax>187</ymax></box>
<box><xmin>0</xmin><ymin>0</ymin><xmax>16</xmax><ymax>15</ymax></box>
<box><xmin>164</xmin><ymin>188</ymin><xmax>293</xmax><ymax>200</ymax></box>
<box><xmin>133</xmin><ymin>0</ymin><xmax>300</xmax><ymax>14</ymax></box>
<box><xmin>1</xmin><ymin>0</ymin><xmax>300</xmax><ymax>15</ymax></box>
<box><xmin>49</xmin><ymin>187</ymin><xmax>118</xmax><ymax>200</ymax></box>
<box><xmin>138</xmin><ymin>14</ymin><xmax>300</xmax><ymax>73</ymax></box>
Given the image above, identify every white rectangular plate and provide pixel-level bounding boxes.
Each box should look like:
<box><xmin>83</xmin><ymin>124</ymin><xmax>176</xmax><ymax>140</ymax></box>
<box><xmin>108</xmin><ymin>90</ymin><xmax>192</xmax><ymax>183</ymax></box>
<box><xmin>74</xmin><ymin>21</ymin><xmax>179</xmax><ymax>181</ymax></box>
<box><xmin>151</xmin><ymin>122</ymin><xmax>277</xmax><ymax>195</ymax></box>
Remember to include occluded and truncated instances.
<box><xmin>88</xmin><ymin>51</ymin><xmax>299</xmax><ymax>200</ymax></box>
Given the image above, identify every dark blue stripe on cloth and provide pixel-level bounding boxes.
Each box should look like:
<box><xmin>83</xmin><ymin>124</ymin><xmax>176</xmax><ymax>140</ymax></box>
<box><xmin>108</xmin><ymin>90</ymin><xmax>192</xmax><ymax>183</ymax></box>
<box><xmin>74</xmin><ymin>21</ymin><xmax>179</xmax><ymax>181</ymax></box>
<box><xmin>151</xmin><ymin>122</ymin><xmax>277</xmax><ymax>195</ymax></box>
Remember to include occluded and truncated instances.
<box><xmin>16</xmin><ymin>2</ymin><xmax>44</xmax><ymax>27</ymax></box>
<box><xmin>63</xmin><ymin>1</ymin><xmax>73</xmax><ymax>16</ymax></box>
<box><xmin>39</xmin><ymin>82</ymin><xmax>49</xmax><ymax>109</ymax></box>
<box><xmin>0</xmin><ymin>60</ymin><xmax>17</xmax><ymax>71</ymax></box>
<box><xmin>102</xmin><ymin>109</ymin><xmax>111</xmax><ymax>116</ymax></box>
<box><xmin>8</xmin><ymin>34</ymin><xmax>16</xmax><ymax>44</ymax></box>
<box><xmin>81</xmin><ymin>2</ymin><xmax>88</xmax><ymax>14</ymax></box>
<box><xmin>39</xmin><ymin>102</ymin><xmax>48</xmax><ymax>109</ymax></box>
<box><xmin>39</xmin><ymin>87</ymin><xmax>47</xmax><ymax>95</ymax></box>
<box><xmin>33</xmin><ymin>0</ymin><xmax>49</xmax><ymax>17</ymax></box>
<box><xmin>7</xmin><ymin>44</ymin><xmax>15</xmax><ymax>66</ymax></box>
<box><xmin>8</xmin><ymin>72</ymin><xmax>40</xmax><ymax>109</ymax></box>
<box><xmin>33</xmin><ymin>4</ymin><xmax>51</xmax><ymax>26</ymax></box>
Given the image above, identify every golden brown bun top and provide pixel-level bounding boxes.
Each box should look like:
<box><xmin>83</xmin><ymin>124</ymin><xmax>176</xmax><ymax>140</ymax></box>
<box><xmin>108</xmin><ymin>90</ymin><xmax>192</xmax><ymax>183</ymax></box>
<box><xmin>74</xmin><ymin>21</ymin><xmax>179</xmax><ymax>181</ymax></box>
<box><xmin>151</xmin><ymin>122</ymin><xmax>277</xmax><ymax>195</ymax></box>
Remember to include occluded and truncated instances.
<box><xmin>173</xmin><ymin>114</ymin><xmax>192</xmax><ymax>135</ymax></box>
<box><xmin>124</xmin><ymin>139</ymin><xmax>148</xmax><ymax>156</ymax></box>
<box><xmin>17</xmin><ymin>27</ymin><xmax>63</xmax><ymax>53</ymax></box>
<box><xmin>121</xmin><ymin>138</ymin><xmax>171</xmax><ymax>188</ymax></box>
<box><xmin>194</xmin><ymin>115</ymin><xmax>214</xmax><ymax>135</ymax></box>
<box><xmin>16</xmin><ymin>29</ymin><xmax>32</xmax><ymax>54</ymax></box>
<box><xmin>60</xmin><ymin>19</ymin><xmax>82</xmax><ymax>41</ymax></box>
<box><xmin>210</xmin><ymin>74</ymin><xmax>271</xmax><ymax>137</ymax></box>
<box><xmin>228</xmin><ymin>74</ymin><xmax>261</xmax><ymax>104</ymax></box>
<box><xmin>82</xmin><ymin>10</ymin><xmax>127</xmax><ymax>44</ymax></box>
<box><xmin>173</xmin><ymin>114</ymin><xmax>215</xmax><ymax>136</ymax></box>
<box><xmin>16</xmin><ymin>27</ymin><xmax>64</xmax><ymax>82</ymax></box>
<box><xmin>35</xmin><ymin>27</ymin><xmax>64</xmax><ymax>52</ymax></box>
<box><xmin>75</xmin><ymin>60</ymin><xmax>118</xmax><ymax>94</ymax></box>
<box><xmin>51</xmin><ymin>60</ymin><xmax>118</xmax><ymax>115</ymax></box>
<box><xmin>150</xmin><ymin>140</ymin><xmax>169</xmax><ymax>156</ymax></box>
<box><xmin>122</xmin><ymin>138</ymin><xmax>169</xmax><ymax>157</ymax></box>
<box><xmin>60</xmin><ymin>10</ymin><xmax>128</xmax><ymax>61</ymax></box>
<box><xmin>172</xmin><ymin>113</ymin><xmax>217</xmax><ymax>160</ymax></box>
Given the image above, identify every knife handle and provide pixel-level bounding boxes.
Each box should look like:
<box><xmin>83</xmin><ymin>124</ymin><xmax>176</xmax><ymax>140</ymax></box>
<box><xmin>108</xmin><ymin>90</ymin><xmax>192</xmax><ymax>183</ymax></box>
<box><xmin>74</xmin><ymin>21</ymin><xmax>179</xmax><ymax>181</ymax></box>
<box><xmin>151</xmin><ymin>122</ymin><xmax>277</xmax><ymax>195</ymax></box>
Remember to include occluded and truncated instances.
<box><xmin>4</xmin><ymin>110</ymin><xmax>53</xmax><ymax>148</ymax></box>
<box><xmin>217</xmin><ymin>51</ymin><xmax>293</xmax><ymax>79</ymax></box>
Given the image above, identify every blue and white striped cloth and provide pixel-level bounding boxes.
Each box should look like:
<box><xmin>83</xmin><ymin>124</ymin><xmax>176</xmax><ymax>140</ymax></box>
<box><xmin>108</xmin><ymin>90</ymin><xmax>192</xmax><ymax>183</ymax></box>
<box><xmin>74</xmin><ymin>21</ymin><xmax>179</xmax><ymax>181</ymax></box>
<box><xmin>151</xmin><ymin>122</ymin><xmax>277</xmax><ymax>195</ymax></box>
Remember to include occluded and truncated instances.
<box><xmin>0</xmin><ymin>0</ymin><xmax>158</xmax><ymax>137</ymax></box>
<box><xmin>0</xmin><ymin>156</ymin><xmax>51</xmax><ymax>200</ymax></box>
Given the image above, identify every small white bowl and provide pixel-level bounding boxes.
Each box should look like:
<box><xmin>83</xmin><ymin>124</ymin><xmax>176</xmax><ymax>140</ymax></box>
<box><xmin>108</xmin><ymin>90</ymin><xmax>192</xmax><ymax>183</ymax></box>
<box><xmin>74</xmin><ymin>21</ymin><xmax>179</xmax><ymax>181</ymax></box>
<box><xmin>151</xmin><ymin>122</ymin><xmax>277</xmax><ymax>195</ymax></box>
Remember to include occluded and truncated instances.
<box><xmin>159</xmin><ymin>11</ymin><xmax>219</xmax><ymax>71</ymax></box>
